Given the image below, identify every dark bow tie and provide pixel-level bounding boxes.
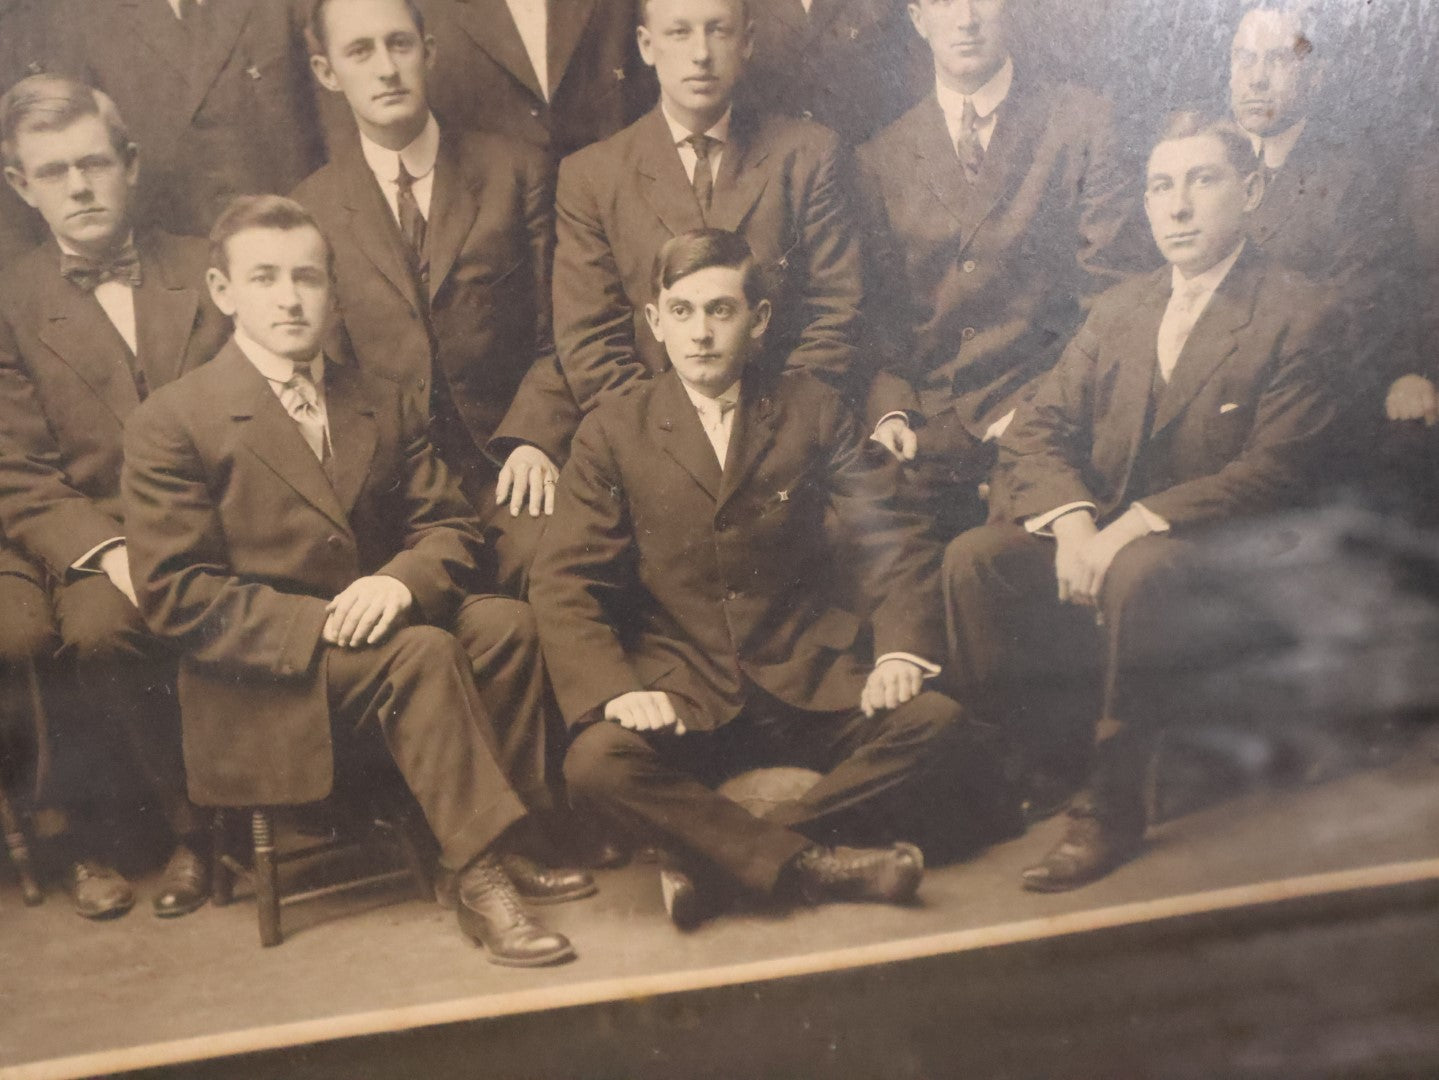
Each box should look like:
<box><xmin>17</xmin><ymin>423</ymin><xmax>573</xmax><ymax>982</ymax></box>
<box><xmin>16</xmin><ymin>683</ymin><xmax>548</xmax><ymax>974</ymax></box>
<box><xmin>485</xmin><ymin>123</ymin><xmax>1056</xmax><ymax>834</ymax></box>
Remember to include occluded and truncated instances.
<box><xmin>60</xmin><ymin>245</ymin><xmax>143</xmax><ymax>292</ymax></box>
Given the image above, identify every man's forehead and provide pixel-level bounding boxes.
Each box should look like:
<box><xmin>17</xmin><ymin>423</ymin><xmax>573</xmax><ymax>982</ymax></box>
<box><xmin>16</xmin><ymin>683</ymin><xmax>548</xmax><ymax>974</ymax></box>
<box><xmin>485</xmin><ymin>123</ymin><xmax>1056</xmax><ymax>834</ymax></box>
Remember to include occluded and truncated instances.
<box><xmin>1147</xmin><ymin>134</ymin><xmax>1231</xmax><ymax>177</ymax></box>
<box><xmin>325</xmin><ymin>0</ymin><xmax>419</xmax><ymax>42</ymax></box>
<box><xmin>649</xmin><ymin>0</ymin><xmax>743</xmax><ymax>24</ymax></box>
<box><xmin>1234</xmin><ymin>8</ymin><xmax>1303</xmax><ymax>49</ymax></box>
<box><xmin>14</xmin><ymin>115</ymin><xmax>113</xmax><ymax>159</ymax></box>
<box><xmin>660</xmin><ymin>266</ymin><xmax>747</xmax><ymax>301</ymax></box>
<box><xmin>226</xmin><ymin>227</ymin><xmax>327</xmax><ymax>266</ymax></box>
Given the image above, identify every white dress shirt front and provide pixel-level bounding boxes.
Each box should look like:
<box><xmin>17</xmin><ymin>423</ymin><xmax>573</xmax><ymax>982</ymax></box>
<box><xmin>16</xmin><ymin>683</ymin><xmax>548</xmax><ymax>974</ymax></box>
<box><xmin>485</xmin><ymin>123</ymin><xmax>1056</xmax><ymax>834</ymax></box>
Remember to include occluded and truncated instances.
<box><xmin>234</xmin><ymin>327</ymin><xmax>332</xmax><ymax>449</ymax></box>
<box><xmin>59</xmin><ymin>237</ymin><xmax>138</xmax><ymax>355</ymax></box>
<box><xmin>358</xmin><ymin>113</ymin><xmax>441</xmax><ymax>226</ymax></box>
<box><xmin>661</xmin><ymin>104</ymin><xmax>732</xmax><ymax>185</ymax></box>
<box><xmin>505</xmin><ymin>0</ymin><xmax>550</xmax><ymax>100</ymax></box>
<box><xmin>679</xmin><ymin>377</ymin><xmax>741</xmax><ymax>469</ymax></box>
<box><xmin>934</xmin><ymin>56</ymin><xmax>1014</xmax><ymax>155</ymax></box>
<box><xmin>1247</xmin><ymin>117</ymin><xmax>1308</xmax><ymax>171</ymax></box>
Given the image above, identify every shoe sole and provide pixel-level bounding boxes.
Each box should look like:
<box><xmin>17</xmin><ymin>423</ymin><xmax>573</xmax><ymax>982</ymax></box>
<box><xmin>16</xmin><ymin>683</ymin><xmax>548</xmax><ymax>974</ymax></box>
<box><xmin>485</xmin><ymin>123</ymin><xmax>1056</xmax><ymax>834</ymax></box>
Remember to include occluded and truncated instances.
<box><xmin>74</xmin><ymin>899</ymin><xmax>135</xmax><ymax>920</ymax></box>
<box><xmin>153</xmin><ymin>896</ymin><xmax>210</xmax><ymax>918</ymax></box>
<box><xmin>519</xmin><ymin>881</ymin><xmax>599</xmax><ymax>906</ymax></box>
<box><xmin>463</xmin><ymin>934</ymin><xmax>578</xmax><ymax>968</ymax></box>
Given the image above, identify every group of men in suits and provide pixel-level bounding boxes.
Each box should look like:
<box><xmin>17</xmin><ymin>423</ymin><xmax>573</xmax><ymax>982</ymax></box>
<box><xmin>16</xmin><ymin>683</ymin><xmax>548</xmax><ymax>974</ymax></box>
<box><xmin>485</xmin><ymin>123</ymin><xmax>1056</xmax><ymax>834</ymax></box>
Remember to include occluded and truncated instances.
<box><xmin>0</xmin><ymin>0</ymin><xmax>1433</xmax><ymax>958</ymax></box>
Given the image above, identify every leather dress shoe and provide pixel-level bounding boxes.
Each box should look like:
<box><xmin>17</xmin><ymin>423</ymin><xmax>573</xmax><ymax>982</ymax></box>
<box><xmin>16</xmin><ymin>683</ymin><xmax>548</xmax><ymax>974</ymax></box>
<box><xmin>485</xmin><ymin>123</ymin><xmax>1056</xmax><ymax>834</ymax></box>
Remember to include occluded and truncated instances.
<box><xmin>153</xmin><ymin>843</ymin><xmax>210</xmax><ymax>918</ymax></box>
<box><xmin>1020</xmin><ymin>811</ymin><xmax>1143</xmax><ymax>893</ymax></box>
<box><xmin>435</xmin><ymin>855</ymin><xmax>597</xmax><ymax>908</ymax></box>
<box><xmin>65</xmin><ymin>860</ymin><xmax>135</xmax><ymax>920</ymax></box>
<box><xmin>790</xmin><ymin>843</ymin><xmax>924</xmax><ymax>906</ymax></box>
<box><xmin>659</xmin><ymin>864</ymin><xmax>706</xmax><ymax>931</ymax></box>
<box><xmin>455</xmin><ymin>855</ymin><xmax>576</xmax><ymax>967</ymax></box>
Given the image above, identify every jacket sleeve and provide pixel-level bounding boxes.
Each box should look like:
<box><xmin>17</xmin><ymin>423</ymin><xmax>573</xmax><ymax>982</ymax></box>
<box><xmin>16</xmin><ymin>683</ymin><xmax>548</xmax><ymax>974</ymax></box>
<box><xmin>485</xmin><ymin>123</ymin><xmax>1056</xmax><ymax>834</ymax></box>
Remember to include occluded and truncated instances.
<box><xmin>553</xmin><ymin>153</ymin><xmax>649</xmax><ymax>411</ymax></box>
<box><xmin>995</xmin><ymin>316</ymin><xmax>1102</xmax><ymax>522</ymax></box>
<box><xmin>375</xmin><ymin>389</ymin><xmax>491</xmax><ymax>624</ymax></box>
<box><xmin>488</xmin><ymin>150</ymin><xmax>583</xmax><ymax>464</ymax></box>
<box><xmin>787</xmin><ymin>132</ymin><xmax>865</xmax><ymax>388</ymax></box>
<box><xmin>824</xmin><ymin>392</ymin><xmax>945</xmax><ymax>661</ymax></box>
<box><xmin>122</xmin><ymin>392</ymin><xmax>330</xmax><ymax>679</ymax></box>
<box><xmin>527</xmin><ymin>413</ymin><xmax>645</xmax><ymax>725</ymax></box>
<box><xmin>0</xmin><ymin>314</ymin><xmax>125</xmax><ymax>574</ymax></box>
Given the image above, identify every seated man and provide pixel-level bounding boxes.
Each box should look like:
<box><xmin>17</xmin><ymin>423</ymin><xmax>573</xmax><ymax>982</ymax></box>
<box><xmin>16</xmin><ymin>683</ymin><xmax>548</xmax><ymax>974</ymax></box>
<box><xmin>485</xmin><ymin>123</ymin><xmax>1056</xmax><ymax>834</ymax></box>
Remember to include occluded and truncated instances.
<box><xmin>943</xmin><ymin>113</ymin><xmax>1340</xmax><ymax>892</ymax></box>
<box><xmin>531</xmin><ymin>229</ymin><xmax>1017</xmax><ymax>928</ymax></box>
<box><xmin>122</xmin><ymin>195</ymin><xmax>590</xmax><ymax>967</ymax></box>
<box><xmin>0</xmin><ymin>74</ymin><xmax>232</xmax><ymax>918</ymax></box>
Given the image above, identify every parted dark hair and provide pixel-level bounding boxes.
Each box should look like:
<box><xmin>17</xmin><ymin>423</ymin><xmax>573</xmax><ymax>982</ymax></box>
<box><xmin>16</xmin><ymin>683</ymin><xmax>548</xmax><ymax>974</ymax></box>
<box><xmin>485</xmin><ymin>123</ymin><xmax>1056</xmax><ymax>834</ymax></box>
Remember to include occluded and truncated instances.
<box><xmin>651</xmin><ymin>228</ymin><xmax>769</xmax><ymax>305</ymax></box>
<box><xmin>306</xmin><ymin>0</ymin><xmax>427</xmax><ymax>57</ymax></box>
<box><xmin>1152</xmin><ymin>111</ymin><xmax>1259</xmax><ymax>177</ymax></box>
<box><xmin>209</xmin><ymin>195</ymin><xmax>334</xmax><ymax>276</ymax></box>
<box><xmin>0</xmin><ymin>74</ymin><xmax>132</xmax><ymax>171</ymax></box>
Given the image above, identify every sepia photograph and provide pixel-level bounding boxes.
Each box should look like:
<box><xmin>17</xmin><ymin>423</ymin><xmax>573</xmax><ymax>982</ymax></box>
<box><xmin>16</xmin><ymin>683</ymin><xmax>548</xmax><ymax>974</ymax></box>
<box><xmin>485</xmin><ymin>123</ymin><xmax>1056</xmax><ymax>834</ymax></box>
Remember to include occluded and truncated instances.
<box><xmin>0</xmin><ymin>0</ymin><xmax>1436</xmax><ymax>1076</ymax></box>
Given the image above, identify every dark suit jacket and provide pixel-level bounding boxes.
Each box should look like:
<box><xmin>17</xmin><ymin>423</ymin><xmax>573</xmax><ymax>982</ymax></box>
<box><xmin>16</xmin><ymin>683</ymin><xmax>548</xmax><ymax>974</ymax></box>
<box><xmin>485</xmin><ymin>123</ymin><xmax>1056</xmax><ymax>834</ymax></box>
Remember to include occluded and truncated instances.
<box><xmin>417</xmin><ymin>0</ymin><xmax>653</xmax><ymax>163</ymax></box>
<box><xmin>122</xmin><ymin>341</ymin><xmax>487</xmax><ymax>805</ymax></box>
<box><xmin>740</xmin><ymin>0</ymin><xmax>929</xmax><ymax>147</ymax></box>
<box><xmin>857</xmin><ymin>80</ymin><xmax>1142</xmax><ymax>436</ymax></box>
<box><xmin>0</xmin><ymin>231</ymin><xmax>228</xmax><ymax>576</ymax></box>
<box><xmin>996</xmin><ymin>249</ymin><xmax>1339</xmax><ymax>531</ymax></box>
<box><xmin>554</xmin><ymin>107</ymin><xmax>865</xmax><ymax>411</ymax></box>
<box><xmin>56</xmin><ymin>0</ymin><xmax>326</xmax><ymax>237</ymax></box>
<box><xmin>529</xmin><ymin>367</ymin><xmax>941</xmax><ymax>731</ymax></box>
<box><xmin>292</xmin><ymin>128</ymin><xmax>579</xmax><ymax>468</ymax></box>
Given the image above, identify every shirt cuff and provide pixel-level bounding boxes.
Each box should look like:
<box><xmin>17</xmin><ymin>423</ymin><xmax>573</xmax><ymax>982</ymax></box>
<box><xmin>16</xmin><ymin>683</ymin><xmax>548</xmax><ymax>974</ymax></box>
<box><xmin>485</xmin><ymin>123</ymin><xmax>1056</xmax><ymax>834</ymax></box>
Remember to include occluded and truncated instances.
<box><xmin>982</xmin><ymin>409</ymin><xmax>1016</xmax><ymax>443</ymax></box>
<box><xmin>871</xmin><ymin>411</ymin><xmax>912</xmax><ymax>439</ymax></box>
<box><xmin>1130</xmin><ymin>502</ymin><xmax>1171</xmax><ymax>533</ymax></box>
<box><xmin>72</xmin><ymin>536</ymin><xmax>125</xmax><ymax>574</ymax></box>
<box><xmin>876</xmin><ymin>652</ymin><xmax>941</xmax><ymax>678</ymax></box>
<box><xmin>1024</xmin><ymin>503</ymin><xmax>1096</xmax><ymax>537</ymax></box>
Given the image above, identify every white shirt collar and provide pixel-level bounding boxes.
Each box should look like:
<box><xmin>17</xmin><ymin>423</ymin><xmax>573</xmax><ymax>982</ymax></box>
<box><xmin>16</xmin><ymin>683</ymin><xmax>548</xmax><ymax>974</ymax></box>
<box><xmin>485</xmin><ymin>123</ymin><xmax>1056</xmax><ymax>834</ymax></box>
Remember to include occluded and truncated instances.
<box><xmin>234</xmin><ymin>326</ymin><xmax>325</xmax><ymax>387</ymax></box>
<box><xmin>1246</xmin><ymin>117</ymin><xmax>1307</xmax><ymax>170</ymax></box>
<box><xmin>359</xmin><ymin>112</ymin><xmax>441</xmax><ymax>187</ymax></box>
<box><xmin>678</xmin><ymin>376</ymin><xmax>741</xmax><ymax>414</ymax></box>
<box><xmin>57</xmin><ymin>232</ymin><xmax>136</xmax><ymax>260</ymax></box>
<box><xmin>1171</xmin><ymin>240</ymin><xmax>1246</xmax><ymax>299</ymax></box>
<box><xmin>935</xmin><ymin>55</ymin><xmax>1014</xmax><ymax>126</ymax></box>
<box><xmin>661</xmin><ymin>103</ymin><xmax>732</xmax><ymax>148</ymax></box>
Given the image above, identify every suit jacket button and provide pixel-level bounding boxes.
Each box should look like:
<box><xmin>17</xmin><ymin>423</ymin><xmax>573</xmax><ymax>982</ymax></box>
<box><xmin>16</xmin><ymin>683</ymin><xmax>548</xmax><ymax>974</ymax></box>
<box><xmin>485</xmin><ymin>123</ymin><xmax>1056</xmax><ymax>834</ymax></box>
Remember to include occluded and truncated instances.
<box><xmin>327</xmin><ymin>535</ymin><xmax>343</xmax><ymax>548</ymax></box>
<box><xmin>801</xmin><ymin>110</ymin><xmax>814</xmax><ymax>121</ymax></box>
<box><xmin>962</xmin><ymin>260</ymin><xmax>977</xmax><ymax>273</ymax></box>
<box><xmin>417</xmin><ymin>377</ymin><xmax>427</xmax><ymax>390</ymax></box>
<box><xmin>530</xmin><ymin>106</ymin><xmax>541</xmax><ymax>117</ymax></box>
<box><xmin>724</xmin><ymin>588</ymin><xmax>739</xmax><ymax>601</ymax></box>
<box><xmin>961</xmin><ymin>326</ymin><xmax>976</xmax><ymax>341</ymax></box>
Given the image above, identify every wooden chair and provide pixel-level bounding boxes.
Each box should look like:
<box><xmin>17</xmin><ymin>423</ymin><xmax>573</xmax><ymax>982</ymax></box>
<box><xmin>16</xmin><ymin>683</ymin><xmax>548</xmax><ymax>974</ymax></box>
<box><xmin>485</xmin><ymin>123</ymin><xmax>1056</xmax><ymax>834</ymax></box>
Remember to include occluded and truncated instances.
<box><xmin>0</xmin><ymin>781</ymin><xmax>42</xmax><ymax>906</ymax></box>
<box><xmin>210</xmin><ymin>785</ymin><xmax>434</xmax><ymax>948</ymax></box>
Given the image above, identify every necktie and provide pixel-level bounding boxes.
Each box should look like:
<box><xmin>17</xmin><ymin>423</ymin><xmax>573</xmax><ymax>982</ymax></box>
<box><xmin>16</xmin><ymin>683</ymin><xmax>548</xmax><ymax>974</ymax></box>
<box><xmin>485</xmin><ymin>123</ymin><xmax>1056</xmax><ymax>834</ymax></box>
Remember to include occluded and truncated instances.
<box><xmin>955</xmin><ymin>98</ymin><xmax>984</xmax><ymax>182</ymax></box>
<box><xmin>60</xmin><ymin>245</ymin><xmax>143</xmax><ymax>292</ymax></box>
<box><xmin>394</xmin><ymin>159</ymin><xmax>429</xmax><ymax>286</ymax></box>
<box><xmin>686</xmin><ymin>134</ymin><xmax>718</xmax><ymax>216</ymax></box>
<box><xmin>279</xmin><ymin>366</ymin><xmax>329</xmax><ymax>463</ymax></box>
<box><xmin>1156</xmin><ymin>280</ymin><xmax>1208</xmax><ymax>383</ymax></box>
<box><xmin>700</xmin><ymin>397</ymin><xmax>737</xmax><ymax>467</ymax></box>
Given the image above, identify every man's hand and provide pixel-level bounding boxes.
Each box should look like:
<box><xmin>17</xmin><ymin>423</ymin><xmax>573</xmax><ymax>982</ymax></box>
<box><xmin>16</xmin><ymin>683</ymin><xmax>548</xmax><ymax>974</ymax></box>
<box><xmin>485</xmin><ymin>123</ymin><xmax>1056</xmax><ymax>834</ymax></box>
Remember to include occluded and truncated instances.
<box><xmin>1386</xmin><ymin>374</ymin><xmax>1439</xmax><ymax>426</ymax></box>
<box><xmin>324</xmin><ymin>575</ymin><xmax>413</xmax><ymax>648</ymax></box>
<box><xmin>871</xmin><ymin>416</ymin><xmax>918</xmax><ymax>462</ymax></box>
<box><xmin>98</xmin><ymin>543</ymin><xmax>138</xmax><ymax>607</ymax></box>
<box><xmin>604</xmin><ymin>691</ymin><xmax>687</xmax><ymax>734</ymax></box>
<box><xmin>496</xmin><ymin>444</ymin><xmax>559</xmax><ymax>517</ymax></box>
<box><xmin>1054</xmin><ymin>508</ymin><xmax>1150</xmax><ymax>608</ymax></box>
<box><xmin>860</xmin><ymin>657</ymin><xmax>924</xmax><ymax>717</ymax></box>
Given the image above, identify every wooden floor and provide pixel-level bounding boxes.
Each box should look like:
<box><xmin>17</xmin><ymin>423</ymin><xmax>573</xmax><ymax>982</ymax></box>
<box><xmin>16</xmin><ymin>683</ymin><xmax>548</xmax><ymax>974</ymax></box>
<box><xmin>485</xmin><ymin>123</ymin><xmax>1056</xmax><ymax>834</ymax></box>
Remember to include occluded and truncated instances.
<box><xmin>2</xmin><ymin>737</ymin><xmax>1438</xmax><ymax>1080</ymax></box>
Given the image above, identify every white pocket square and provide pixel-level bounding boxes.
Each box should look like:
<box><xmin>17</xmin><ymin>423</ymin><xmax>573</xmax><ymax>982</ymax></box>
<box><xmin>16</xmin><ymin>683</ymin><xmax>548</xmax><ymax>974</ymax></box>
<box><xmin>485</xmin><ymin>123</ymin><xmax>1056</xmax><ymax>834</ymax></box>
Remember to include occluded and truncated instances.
<box><xmin>1219</xmin><ymin>402</ymin><xmax>1240</xmax><ymax>414</ymax></box>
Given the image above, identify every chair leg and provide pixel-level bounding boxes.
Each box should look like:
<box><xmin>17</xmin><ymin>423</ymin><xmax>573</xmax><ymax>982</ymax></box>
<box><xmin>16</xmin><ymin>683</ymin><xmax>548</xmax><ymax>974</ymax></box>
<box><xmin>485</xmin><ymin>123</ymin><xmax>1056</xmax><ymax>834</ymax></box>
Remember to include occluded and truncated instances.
<box><xmin>0</xmin><ymin>784</ymin><xmax>43</xmax><ymax>907</ymax></box>
<box><xmin>252</xmin><ymin>809</ymin><xmax>282</xmax><ymax>947</ymax></box>
<box><xmin>211</xmin><ymin>809</ymin><xmax>233</xmax><ymax>907</ymax></box>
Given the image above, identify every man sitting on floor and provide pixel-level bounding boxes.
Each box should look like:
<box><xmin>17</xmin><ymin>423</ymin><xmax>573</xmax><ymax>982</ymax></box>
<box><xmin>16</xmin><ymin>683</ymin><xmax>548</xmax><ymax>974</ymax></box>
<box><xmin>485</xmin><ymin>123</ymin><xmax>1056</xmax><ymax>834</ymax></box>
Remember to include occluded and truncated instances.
<box><xmin>530</xmin><ymin>228</ymin><xmax>1018</xmax><ymax>928</ymax></box>
<box><xmin>122</xmin><ymin>195</ymin><xmax>591</xmax><ymax>967</ymax></box>
<box><xmin>943</xmin><ymin>113</ymin><xmax>1340</xmax><ymax>892</ymax></box>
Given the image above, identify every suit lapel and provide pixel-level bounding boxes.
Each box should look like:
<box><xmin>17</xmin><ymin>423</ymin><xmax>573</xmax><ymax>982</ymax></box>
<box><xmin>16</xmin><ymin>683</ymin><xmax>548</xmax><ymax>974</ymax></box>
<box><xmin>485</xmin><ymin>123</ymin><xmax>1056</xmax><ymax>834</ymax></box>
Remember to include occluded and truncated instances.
<box><xmin>337</xmin><ymin>147</ymin><xmax>425</xmax><ymax>313</ymax></box>
<box><xmin>452</xmin><ymin>0</ymin><xmax>544</xmax><ymax>99</ymax></box>
<box><xmin>654</xmin><ymin>372</ymin><xmax>721</xmax><ymax>502</ymax></box>
<box><xmin>909</xmin><ymin>97</ymin><xmax>981</xmax><ymax>240</ymax></box>
<box><xmin>426</xmin><ymin>133</ymin><xmax>481</xmax><ymax>303</ymax></box>
<box><xmin>132</xmin><ymin>235</ymin><xmax>201</xmax><ymax>391</ymax></box>
<box><xmin>709</xmin><ymin>112</ymin><xmax>773</xmax><ymax>233</ymax></box>
<box><xmin>546</xmin><ymin>0</ymin><xmax>597</xmax><ymax>99</ymax></box>
<box><xmin>222</xmin><ymin>344</ymin><xmax>351</xmax><ymax>533</ymax></box>
<box><xmin>636</xmin><ymin>109</ymin><xmax>708</xmax><ymax>238</ymax></box>
<box><xmin>1152</xmin><ymin>255</ymin><xmax>1258</xmax><ymax>434</ymax></box>
<box><xmin>321</xmin><ymin>362</ymin><xmax>378</xmax><ymax>518</ymax></box>
<box><xmin>179</xmin><ymin>0</ymin><xmax>256</xmax><ymax>124</ymax></box>
<box><xmin>121</xmin><ymin>0</ymin><xmax>190</xmax><ymax>89</ymax></box>
<box><xmin>1105</xmin><ymin>271</ymin><xmax>1171</xmax><ymax>491</ymax></box>
<box><xmin>965</xmin><ymin>77</ymin><xmax>1045</xmax><ymax>235</ymax></box>
<box><xmin>717</xmin><ymin>377</ymin><xmax>780</xmax><ymax>509</ymax></box>
<box><xmin>36</xmin><ymin>252</ymin><xmax>143</xmax><ymax>423</ymax></box>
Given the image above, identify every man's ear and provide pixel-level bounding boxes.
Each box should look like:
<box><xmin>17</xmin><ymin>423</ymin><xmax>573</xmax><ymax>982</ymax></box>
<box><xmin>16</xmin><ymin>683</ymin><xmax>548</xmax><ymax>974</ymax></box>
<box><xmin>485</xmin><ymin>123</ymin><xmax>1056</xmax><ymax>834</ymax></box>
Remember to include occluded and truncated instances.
<box><xmin>423</xmin><ymin>33</ymin><xmax>438</xmax><ymax>71</ymax></box>
<box><xmin>636</xmin><ymin>23</ymin><xmax>655</xmax><ymax>68</ymax></box>
<box><xmin>748</xmin><ymin>298</ymin><xmax>772</xmax><ymax>342</ymax></box>
<box><xmin>906</xmin><ymin>2</ymin><xmax>928</xmax><ymax>43</ymax></box>
<box><xmin>1242</xmin><ymin>168</ymin><xmax>1264</xmax><ymax>213</ymax></box>
<box><xmin>122</xmin><ymin>141</ymin><xmax>141</xmax><ymax>190</ymax></box>
<box><xmin>3</xmin><ymin>165</ymin><xmax>34</xmax><ymax>210</ymax></box>
<box><xmin>310</xmin><ymin>53</ymin><xmax>341</xmax><ymax>93</ymax></box>
<box><xmin>644</xmin><ymin>301</ymin><xmax>664</xmax><ymax>342</ymax></box>
<box><xmin>206</xmin><ymin>267</ymin><xmax>237</xmax><ymax>317</ymax></box>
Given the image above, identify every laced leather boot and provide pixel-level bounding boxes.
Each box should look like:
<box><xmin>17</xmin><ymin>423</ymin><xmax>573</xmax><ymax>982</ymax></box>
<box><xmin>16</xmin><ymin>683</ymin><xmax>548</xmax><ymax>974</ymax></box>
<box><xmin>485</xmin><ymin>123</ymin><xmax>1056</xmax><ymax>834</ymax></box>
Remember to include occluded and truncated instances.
<box><xmin>454</xmin><ymin>854</ymin><xmax>576</xmax><ymax>967</ymax></box>
<box><xmin>789</xmin><ymin>842</ymin><xmax>925</xmax><ymax>906</ymax></box>
<box><xmin>435</xmin><ymin>854</ymin><xmax>597</xmax><ymax>908</ymax></box>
